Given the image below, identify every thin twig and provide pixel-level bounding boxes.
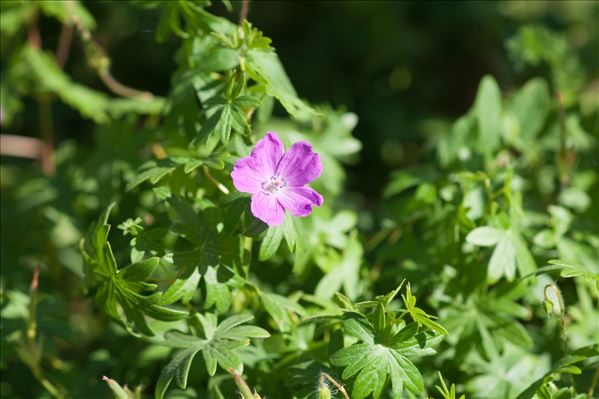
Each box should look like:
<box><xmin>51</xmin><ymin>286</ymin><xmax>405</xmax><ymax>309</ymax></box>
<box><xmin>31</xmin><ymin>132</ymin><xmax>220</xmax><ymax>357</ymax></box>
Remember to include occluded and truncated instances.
<box><xmin>99</xmin><ymin>72</ymin><xmax>153</xmax><ymax>99</ymax></box>
<box><xmin>27</xmin><ymin>12</ymin><xmax>41</xmax><ymax>49</ymax></box>
<box><xmin>26</xmin><ymin>8</ymin><xmax>55</xmax><ymax>175</ymax></box>
<box><xmin>56</xmin><ymin>23</ymin><xmax>73</xmax><ymax>68</ymax></box>
<box><xmin>0</xmin><ymin>134</ymin><xmax>44</xmax><ymax>159</ymax></box>
<box><xmin>239</xmin><ymin>0</ymin><xmax>250</xmax><ymax>23</ymax></box>
<box><xmin>71</xmin><ymin>15</ymin><xmax>154</xmax><ymax>99</ymax></box>
<box><xmin>27</xmin><ymin>266</ymin><xmax>40</xmax><ymax>349</ymax></box>
<box><xmin>56</xmin><ymin>1</ymin><xmax>75</xmax><ymax>68</ymax></box>
<box><xmin>38</xmin><ymin>94</ymin><xmax>55</xmax><ymax>175</ymax></box>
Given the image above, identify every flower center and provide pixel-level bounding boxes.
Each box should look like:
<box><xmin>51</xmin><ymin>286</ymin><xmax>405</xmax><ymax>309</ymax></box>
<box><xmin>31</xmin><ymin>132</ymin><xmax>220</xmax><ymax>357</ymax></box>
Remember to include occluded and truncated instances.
<box><xmin>261</xmin><ymin>175</ymin><xmax>286</xmax><ymax>194</ymax></box>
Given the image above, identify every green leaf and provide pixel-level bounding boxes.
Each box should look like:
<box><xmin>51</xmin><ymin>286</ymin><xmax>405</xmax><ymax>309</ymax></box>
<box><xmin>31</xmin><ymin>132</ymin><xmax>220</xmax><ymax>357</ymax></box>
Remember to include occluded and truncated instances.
<box><xmin>127</xmin><ymin>161</ymin><xmax>177</xmax><ymax>191</ymax></box>
<box><xmin>215</xmin><ymin>104</ymin><xmax>233</xmax><ymax>143</ymax></box>
<box><xmin>489</xmin><ymin>237</ymin><xmax>517</xmax><ymax>281</ymax></box>
<box><xmin>159</xmin><ymin>267</ymin><xmax>201</xmax><ymax>305</ymax></box>
<box><xmin>259</xmin><ymin>225</ymin><xmax>284</xmax><ymax>261</ymax></box>
<box><xmin>19</xmin><ymin>46</ymin><xmax>109</xmax><ymax>123</ymax></box>
<box><xmin>392</xmin><ymin>329</ymin><xmax>445</xmax><ymax>357</ymax></box>
<box><xmin>508</xmin><ymin>78</ymin><xmax>550</xmax><ymax>144</ymax></box>
<box><xmin>261</xmin><ymin>292</ymin><xmax>306</xmax><ymax>332</ymax></box>
<box><xmin>168</xmin><ymin>196</ymin><xmax>243</xmax><ymax>271</ymax></box>
<box><xmin>475</xmin><ymin>75</ymin><xmax>502</xmax><ymax>157</ymax></box>
<box><xmin>203</xmin><ymin>266</ymin><xmax>232</xmax><ymax>314</ymax></box>
<box><xmin>401</xmin><ymin>285</ymin><xmax>449</xmax><ymax>335</ymax></box>
<box><xmin>247</xmin><ymin>50</ymin><xmax>315</xmax><ymax>118</ymax></box>
<box><xmin>315</xmin><ymin>231</ymin><xmax>363</xmax><ymax>299</ymax></box>
<box><xmin>201</xmin><ymin>48</ymin><xmax>239</xmax><ymax>72</ymax></box>
<box><xmin>118</xmin><ymin>257</ymin><xmax>159</xmax><ymax>282</ymax></box>
<box><xmin>39</xmin><ymin>1</ymin><xmax>96</xmax><ymax>28</ymax></box>
<box><xmin>515</xmin><ymin>344</ymin><xmax>599</xmax><ymax>399</ymax></box>
<box><xmin>466</xmin><ymin>226</ymin><xmax>505</xmax><ymax>246</ymax></box>
<box><xmin>282</xmin><ymin>213</ymin><xmax>300</xmax><ymax>252</ymax></box>
<box><xmin>107</xmin><ymin>96</ymin><xmax>165</xmax><ymax>117</ymax></box>
<box><xmin>81</xmin><ymin>205</ymin><xmax>188</xmax><ymax>336</ymax></box>
<box><xmin>512</xmin><ymin>233</ymin><xmax>537</xmax><ymax>276</ymax></box>
<box><xmin>527</xmin><ymin>260</ymin><xmax>599</xmax><ymax>282</ymax></box>
<box><xmin>331</xmin><ymin>312</ymin><xmax>439</xmax><ymax>399</ymax></box>
<box><xmin>155</xmin><ymin>314</ymin><xmax>269</xmax><ymax>399</ymax></box>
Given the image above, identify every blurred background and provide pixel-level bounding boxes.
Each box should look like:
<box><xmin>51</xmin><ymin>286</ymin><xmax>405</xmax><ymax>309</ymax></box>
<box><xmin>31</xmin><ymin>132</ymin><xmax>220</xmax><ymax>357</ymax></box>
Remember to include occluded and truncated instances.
<box><xmin>1</xmin><ymin>1</ymin><xmax>598</xmax><ymax>398</ymax></box>
<box><xmin>4</xmin><ymin>1</ymin><xmax>597</xmax><ymax>199</ymax></box>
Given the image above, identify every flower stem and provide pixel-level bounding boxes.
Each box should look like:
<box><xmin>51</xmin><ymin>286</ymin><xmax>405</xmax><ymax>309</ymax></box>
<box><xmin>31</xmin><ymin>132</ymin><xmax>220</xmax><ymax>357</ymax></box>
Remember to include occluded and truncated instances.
<box><xmin>26</xmin><ymin>267</ymin><xmax>65</xmax><ymax>399</ymax></box>
<box><xmin>320</xmin><ymin>373</ymin><xmax>350</xmax><ymax>399</ymax></box>
<box><xmin>203</xmin><ymin>165</ymin><xmax>230</xmax><ymax>194</ymax></box>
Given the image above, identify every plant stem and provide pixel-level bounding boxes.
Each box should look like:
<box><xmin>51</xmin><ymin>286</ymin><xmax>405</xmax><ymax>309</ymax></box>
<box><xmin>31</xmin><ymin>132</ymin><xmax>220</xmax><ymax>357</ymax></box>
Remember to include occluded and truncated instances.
<box><xmin>56</xmin><ymin>1</ymin><xmax>75</xmax><ymax>68</ymax></box>
<box><xmin>27</xmin><ymin>266</ymin><xmax>40</xmax><ymax>349</ymax></box>
<box><xmin>589</xmin><ymin>367</ymin><xmax>599</xmax><ymax>398</ymax></box>
<box><xmin>543</xmin><ymin>284</ymin><xmax>567</xmax><ymax>353</ymax></box>
<box><xmin>27</xmin><ymin>267</ymin><xmax>65</xmax><ymax>399</ymax></box>
<box><xmin>544</xmin><ymin>283</ymin><xmax>577</xmax><ymax>390</ymax></box>
<box><xmin>240</xmin><ymin>0</ymin><xmax>250</xmax><ymax>23</ymax></box>
<box><xmin>321</xmin><ymin>373</ymin><xmax>351</xmax><ymax>399</ymax></box>
<box><xmin>71</xmin><ymin>15</ymin><xmax>154</xmax><ymax>99</ymax></box>
<box><xmin>27</xmin><ymin>11</ymin><xmax>41</xmax><ymax>49</ymax></box>
<box><xmin>556</xmin><ymin>92</ymin><xmax>575</xmax><ymax>191</ymax></box>
<box><xmin>0</xmin><ymin>134</ymin><xmax>44</xmax><ymax>159</ymax></box>
<box><xmin>38</xmin><ymin>94</ymin><xmax>55</xmax><ymax>176</ymax></box>
<box><xmin>203</xmin><ymin>165</ymin><xmax>230</xmax><ymax>194</ymax></box>
<box><xmin>230</xmin><ymin>368</ymin><xmax>256</xmax><ymax>399</ymax></box>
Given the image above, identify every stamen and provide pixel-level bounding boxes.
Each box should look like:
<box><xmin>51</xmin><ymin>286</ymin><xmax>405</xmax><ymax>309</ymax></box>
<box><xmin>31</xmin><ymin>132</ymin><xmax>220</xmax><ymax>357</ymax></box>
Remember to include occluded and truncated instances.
<box><xmin>261</xmin><ymin>175</ymin><xmax>286</xmax><ymax>194</ymax></box>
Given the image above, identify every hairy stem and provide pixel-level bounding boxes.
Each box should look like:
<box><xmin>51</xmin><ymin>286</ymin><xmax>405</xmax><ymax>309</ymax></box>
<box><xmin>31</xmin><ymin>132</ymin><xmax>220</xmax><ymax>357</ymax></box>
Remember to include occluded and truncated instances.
<box><xmin>321</xmin><ymin>373</ymin><xmax>351</xmax><ymax>399</ymax></box>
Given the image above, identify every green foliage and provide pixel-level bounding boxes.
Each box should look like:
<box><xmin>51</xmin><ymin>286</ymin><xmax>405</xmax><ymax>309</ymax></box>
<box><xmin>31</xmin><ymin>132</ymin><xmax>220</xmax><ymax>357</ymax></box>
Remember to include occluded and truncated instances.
<box><xmin>81</xmin><ymin>204</ymin><xmax>188</xmax><ymax>336</ymax></box>
<box><xmin>1</xmin><ymin>1</ymin><xmax>598</xmax><ymax>399</ymax></box>
<box><xmin>507</xmin><ymin>25</ymin><xmax>585</xmax><ymax>106</ymax></box>
<box><xmin>155</xmin><ymin>314</ymin><xmax>269</xmax><ymax>399</ymax></box>
<box><xmin>330</xmin><ymin>286</ymin><xmax>445</xmax><ymax>398</ymax></box>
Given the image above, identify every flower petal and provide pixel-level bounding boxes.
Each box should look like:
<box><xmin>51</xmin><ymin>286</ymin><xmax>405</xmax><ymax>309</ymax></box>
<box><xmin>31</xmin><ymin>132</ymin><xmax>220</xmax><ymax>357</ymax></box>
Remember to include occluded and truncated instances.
<box><xmin>251</xmin><ymin>192</ymin><xmax>285</xmax><ymax>226</ymax></box>
<box><xmin>276</xmin><ymin>142</ymin><xmax>322</xmax><ymax>186</ymax></box>
<box><xmin>251</xmin><ymin>131</ymin><xmax>285</xmax><ymax>178</ymax></box>
<box><xmin>277</xmin><ymin>186</ymin><xmax>324</xmax><ymax>217</ymax></box>
<box><xmin>231</xmin><ymin>157</ymin><xmax>265</xmax><ymax>194</ymax></box>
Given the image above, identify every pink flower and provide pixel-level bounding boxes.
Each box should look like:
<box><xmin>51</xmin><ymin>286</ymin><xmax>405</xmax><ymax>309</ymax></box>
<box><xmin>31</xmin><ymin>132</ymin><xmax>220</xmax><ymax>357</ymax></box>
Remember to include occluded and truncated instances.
<box><xmin>231</xmin><ymin>131</ymin><xmax>324</xmax><ymax>226</ymax></box>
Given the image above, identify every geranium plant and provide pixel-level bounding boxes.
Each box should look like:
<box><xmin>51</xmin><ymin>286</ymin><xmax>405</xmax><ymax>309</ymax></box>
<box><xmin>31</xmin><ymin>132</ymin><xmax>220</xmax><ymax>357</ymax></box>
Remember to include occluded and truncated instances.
<box><xmin>1</xmin><ymin>1</ymin><xmax>597</xmax><ymax>399</ymax></box>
